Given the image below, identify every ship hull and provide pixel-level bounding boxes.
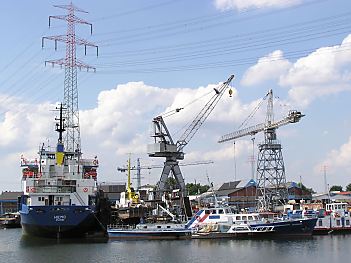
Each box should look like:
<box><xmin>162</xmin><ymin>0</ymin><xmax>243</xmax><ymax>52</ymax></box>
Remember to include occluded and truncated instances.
<box><xmin>251</xmin><ymin>218</ymin><xmax>317</xmax><ymax>237</ymax></box>
<box><xmin>20</xmin><ymin>204</ymin><xmax>104</xmax><ymax>238</ymax></box>
<box><xmin>108</xmin><ymin>229</ymin><xmax>192</xmax><ymax>240</ymax></box>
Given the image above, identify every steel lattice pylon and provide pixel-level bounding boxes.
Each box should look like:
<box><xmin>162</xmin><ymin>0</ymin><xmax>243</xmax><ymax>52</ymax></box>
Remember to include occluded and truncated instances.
<box><xmin>256</xmin><ymin>141</ymin><xmax>288</xmax><ymax>211</ymax></box>
<box><xmin>42</xmin><ymin>3</ymin><xmax>98</xmax><ymax>153</ymax></box>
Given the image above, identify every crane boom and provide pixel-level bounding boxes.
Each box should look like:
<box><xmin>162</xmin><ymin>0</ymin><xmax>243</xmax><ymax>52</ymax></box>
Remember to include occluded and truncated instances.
<box><xmin>218</xmin><ymin>110</ymin><xmax>304</xmax><ymax>143</ymax></box>
<box><xmin>176</xmin><ymin>74</ymin><xmax>234</xmax><ymax>152</ymax></box>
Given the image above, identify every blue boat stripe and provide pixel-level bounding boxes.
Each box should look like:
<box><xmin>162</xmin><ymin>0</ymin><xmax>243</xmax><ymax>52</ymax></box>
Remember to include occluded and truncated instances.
<box><xmin>185</xmin><ymin>210</ymin><xmax>203</xmax><ymax>229</ymax></box>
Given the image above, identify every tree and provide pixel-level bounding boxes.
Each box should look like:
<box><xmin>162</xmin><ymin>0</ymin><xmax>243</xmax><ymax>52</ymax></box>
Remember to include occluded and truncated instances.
<box><xmin>346</xmin><ymin>183</ymin><xmax>351</xmax><ymax>192</ymax></box>
<box><xmin>186</xmin><ymin>183</ymin><xmax>210</xmax><ymax>195</ymax></box>
<box><xmin>329</xmin><ymin>185</ymin><xmax>343</xmax><ymax>192</ymax></box>
<box><xmin>297</xmin><ymin>182</ymin><xmax>315</xmax><ymax>194</ymax></box>
<box><xmin>165</xmin><ymin>177</ymin><xmax>178</xmax><ymax>190</ymax></box>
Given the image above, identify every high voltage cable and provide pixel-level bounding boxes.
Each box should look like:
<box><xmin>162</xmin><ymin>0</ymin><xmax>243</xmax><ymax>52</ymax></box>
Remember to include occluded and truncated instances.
<box><xmin>92</xmin><ymin>0</ymin><xmax>183</xmax><ymax>23</ymax></box>
<box><xmin>95</xmin><ymin>44</ymin><xmax>351</xmax><ymax>74</ymax></box>
<box><xmin>0</xmin><ymin>73</ymin><xmax>93</xmax><ymax>122</ymax></box>
<box><xmin>97</xmin><ymin>0</ymin><xmax>329</xmax><ymax>47</ymax></box>
<box><xmin>94</xmin><ymin>28</ymin><xmax>351</xmax><ymax>67</ymax></box>
<box><xmin>95</xmin><ymin>13</ymin><xmax>351</xmax><ymax>58</ymax></box>
<box><xmin>95</xmin><ymin>0</ymin><xmax>327</xmax><ymax>40</ymax></box>
<box><xmin>94</xmin><ymin>29</ymin><xmax>351</xmax><ymax>70</ymax></box>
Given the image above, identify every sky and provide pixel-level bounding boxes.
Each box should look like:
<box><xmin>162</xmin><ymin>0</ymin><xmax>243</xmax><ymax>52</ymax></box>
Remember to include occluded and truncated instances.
<box><xmin>0</xmin><ymin>0</ymin><xmax>351</xmax><ymax>193</ymax></box>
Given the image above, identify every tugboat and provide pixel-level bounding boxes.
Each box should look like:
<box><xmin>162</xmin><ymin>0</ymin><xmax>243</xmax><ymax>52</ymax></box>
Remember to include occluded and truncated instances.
<box><xmin>19</xmin><ymin>104</ymin><xmax>106</xmax><ymax>238</ymax></box>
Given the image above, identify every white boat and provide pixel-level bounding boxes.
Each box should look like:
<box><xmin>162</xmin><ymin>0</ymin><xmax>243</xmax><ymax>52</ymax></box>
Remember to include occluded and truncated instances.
<box><xmin>192</xmin><ymin>223</ymin><xmax>275</xmax><ymax>239</ymax></box>
<box><xmin>107</xmin><ymin>223</ymin><xmax>192</xmax><ymax>240</ymax></box>
<box><xmin>314</xmin><ymin>202</ymin><xmax>351</xmax><ymax>234</ymax></box>
<box><xmin>186</xmin><ymin>206</ymin><xmax>317</xmax><ymax>237</ymax></box>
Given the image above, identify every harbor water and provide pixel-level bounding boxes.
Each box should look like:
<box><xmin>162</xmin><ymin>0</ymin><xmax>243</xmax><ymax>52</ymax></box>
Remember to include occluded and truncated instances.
<box><xmin>0</xmin><ymin>228</ymin><xmax>349</xmax><ymax>263</ymax></box>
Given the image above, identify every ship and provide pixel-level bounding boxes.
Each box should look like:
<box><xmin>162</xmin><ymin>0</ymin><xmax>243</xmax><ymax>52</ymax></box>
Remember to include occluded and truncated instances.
<box><xmin>19</xmin><ymin>104</ymin><xmax>108</xmax><ymax>238</ymax></box>
<box><xmin>186</xmin><ymin>206</ymin><xmax>317</xmax><ymax>237</ymax></box>
<box><xmin>313</xmin><ymin>202</ymin><xmax>351</xmax><ymax>235</ymax></box>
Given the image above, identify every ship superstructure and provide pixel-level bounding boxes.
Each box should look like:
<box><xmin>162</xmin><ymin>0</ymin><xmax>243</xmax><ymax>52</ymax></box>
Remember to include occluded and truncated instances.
<box><xmin>19</xmin><ymin>104</ymin><xmax>103</xmax><ymax>238</ymax></box>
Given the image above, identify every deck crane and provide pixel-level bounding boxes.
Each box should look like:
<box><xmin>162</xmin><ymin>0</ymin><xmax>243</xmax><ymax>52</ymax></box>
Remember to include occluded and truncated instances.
<box><xmin>218</xmin><ymin>89</ymin><xmax>305</xmax><ymax>211</ymax></box>
<box><xmin>147</xmin><ymin>74</ymin><xmax>234</xmax><ymax>199</ymax></box>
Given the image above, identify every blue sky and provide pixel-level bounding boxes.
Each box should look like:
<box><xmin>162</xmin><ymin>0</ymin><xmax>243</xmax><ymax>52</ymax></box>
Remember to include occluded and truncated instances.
<box><xmin>0</xmin><ymin>0</ymin><xmax>351</xmax><ymax>193</ymax></box>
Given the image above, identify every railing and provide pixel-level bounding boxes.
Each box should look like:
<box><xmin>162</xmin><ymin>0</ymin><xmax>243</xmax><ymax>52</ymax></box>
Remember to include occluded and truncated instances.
<box><xmin>107</xmin><ymin>224</ymin><xmax>135</xmax><ymax>230</ymax></box>
<box><xmin>27</xmin><ymin>185</ymin><xmax>76</xmax><ymax>194</ymax></box>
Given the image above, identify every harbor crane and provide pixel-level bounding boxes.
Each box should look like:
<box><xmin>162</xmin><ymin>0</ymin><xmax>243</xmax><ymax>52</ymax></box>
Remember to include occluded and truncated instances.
<box><xmin>218</xmin><ymin>89</ymin><xmax>305</xmax><ymax>211</ymax></box>
<box><xmin>147</xmin><ymin>75</ymin><xmax>234</xmax><ymax>199</ymax></box>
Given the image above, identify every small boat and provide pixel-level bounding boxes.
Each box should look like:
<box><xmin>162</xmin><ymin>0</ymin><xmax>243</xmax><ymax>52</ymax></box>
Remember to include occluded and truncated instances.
<box><xmin>192</xmin><ymin>223</ymin><xmax>274</xmax><ymax>239</ymax></box>
<box><xmin>107</xmin><ymin>223</ymin><xmax>192</xmax><ymax>240</ymax></box>
<box><xmin>0</xmin><ymin>213</ymin><xmax>21</xmax><ymax>229</ymax></box>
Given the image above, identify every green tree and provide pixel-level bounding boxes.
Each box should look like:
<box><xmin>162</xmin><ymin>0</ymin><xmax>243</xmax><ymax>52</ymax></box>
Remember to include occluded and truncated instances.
<box><xmin>329</xmin><ymin>185</ymin><xmax>343</xmax><ymax>192</ymax></box>
<box><xmin>297</xmin><ymin>183</ymin><xmax>315</xmax><ymax>194</ymax></box>
<box><xmin>186</xmin><ymin>183</ymin><xmax>210</xmax><ymax>195</ymax></box>
<box><xmin>346</xmin><ymin>183</ymin><xmax>351</xmax><ymax>192</ymax></box>
<box><xmin>165</xmin><ymin>177</ymin><xmax>178</xmax><ymax>190</ymax></box>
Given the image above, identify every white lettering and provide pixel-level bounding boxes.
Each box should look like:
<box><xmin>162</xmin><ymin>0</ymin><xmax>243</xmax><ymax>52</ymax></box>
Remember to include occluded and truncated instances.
<box><xmin>54</xmin><ymin>215</ymin><xmax>66</xmax><ymax>222</ymax></box>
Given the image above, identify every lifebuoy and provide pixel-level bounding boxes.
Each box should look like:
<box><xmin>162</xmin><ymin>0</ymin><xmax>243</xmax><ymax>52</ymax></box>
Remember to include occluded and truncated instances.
<box><xmin>30</xmin><ymin>187</ymin><xmax>36</xmax><ymax>193</ymax></box>
<box><xmin>93</xmin><ymin>159</ymin><xmax>98</xmax><ymax>165</ymax></box>
<box><xmin>83</xmin><ymin>187</ymin><xmax>88</xmax><ymax>192</ymax></box>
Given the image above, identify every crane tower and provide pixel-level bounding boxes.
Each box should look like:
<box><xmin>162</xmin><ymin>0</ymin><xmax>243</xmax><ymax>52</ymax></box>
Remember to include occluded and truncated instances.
<box><xmin>218</xmin><ymin>89</ymin><xmax>305</xmax><ymax>211</ymax></box>
<box><xmin>148</xmin><ymin>75</ymin><xmax>234</xmax><ymax>199</ymax></box>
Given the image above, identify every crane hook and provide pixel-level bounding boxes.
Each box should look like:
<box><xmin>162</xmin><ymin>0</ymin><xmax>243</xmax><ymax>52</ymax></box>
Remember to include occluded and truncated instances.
<box><xmin>229</xmin><ymin>88</ymin><xmax>233</xmax><ymax>97</ymax></box>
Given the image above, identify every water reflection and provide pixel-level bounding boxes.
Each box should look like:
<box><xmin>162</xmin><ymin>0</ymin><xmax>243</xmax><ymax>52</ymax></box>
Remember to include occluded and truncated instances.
<box><xmin>20</xmin><ymin>234</ymin><xmax>108</xmax><ymax>248</ymax></box>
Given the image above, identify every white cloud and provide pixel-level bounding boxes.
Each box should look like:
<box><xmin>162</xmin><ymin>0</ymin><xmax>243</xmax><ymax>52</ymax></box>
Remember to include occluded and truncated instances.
<box><xmin>281</xmin><ymin>34</ymin><xmax>351</xmax><ymax>107</ymax></box>
<box><xmin>214</xmin><ymin>0</ymin><xmax>302</xmax><ymax>11</ymax></box>
<box><xmin>186</xmin><ymin>140</ymin><xmax>251</xmax><ymax>162</ymax></box>
<box><xmin>313</xmin><ymin>136</ymin><xmax>351</xmax><ymax>188</ymax></box>
<box><xmin>319</xmin><ymin>136</ymin><xmax>351</xmax><ymax>170</ymax></box>
<box><xmin>241</xmin><ymin>50</ymin><xmax>291</xmax><ymax>86</ymax></box>
<box><xmin>240</xmin><ymin>34</ymin><xmax>351</xmax><ymax>108</ymax></box>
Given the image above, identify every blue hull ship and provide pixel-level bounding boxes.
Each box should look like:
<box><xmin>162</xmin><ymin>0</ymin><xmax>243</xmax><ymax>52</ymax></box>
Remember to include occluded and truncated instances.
<box><xmin>20</xmin><ymin>204</ymin><xmax>100</xmax><ymax>238</ymax></box>
<box><xmin>19</xmin><ymin>104</ymin><xmax>106</xmax><ymax>239</ymax></box>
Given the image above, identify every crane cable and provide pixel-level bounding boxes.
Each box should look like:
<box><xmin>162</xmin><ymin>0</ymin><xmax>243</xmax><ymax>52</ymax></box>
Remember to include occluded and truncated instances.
<box><xmin>237</xmin><ymin>92</ymin><xmax>270</xmax><ymax>130</ymax></box>
<box><xmin>162</xmin><ymin>88</ymin><xmax>213</xmax><ymax>119</ymax></box>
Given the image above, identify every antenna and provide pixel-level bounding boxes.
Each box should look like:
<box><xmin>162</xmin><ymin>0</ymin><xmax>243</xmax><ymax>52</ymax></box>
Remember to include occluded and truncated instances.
<box><xmin>42</xmin><ymin>3</ymin><xmax>98</xmax><ymax>153</ymax></box>
<box><xmin>322</xmin><ymin>165</ymin><xmax>328</xmax><ymax>194</ymax></box>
